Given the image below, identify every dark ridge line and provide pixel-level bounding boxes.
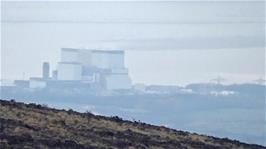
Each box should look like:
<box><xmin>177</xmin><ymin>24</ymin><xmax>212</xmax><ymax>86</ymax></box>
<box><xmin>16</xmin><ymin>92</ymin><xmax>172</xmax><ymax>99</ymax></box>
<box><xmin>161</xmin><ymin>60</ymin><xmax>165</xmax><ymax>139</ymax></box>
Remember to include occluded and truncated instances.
<box><xmin>0</xmin><ymin>98</ymin><xmax>265</xmax><ymax>148</ymax></box>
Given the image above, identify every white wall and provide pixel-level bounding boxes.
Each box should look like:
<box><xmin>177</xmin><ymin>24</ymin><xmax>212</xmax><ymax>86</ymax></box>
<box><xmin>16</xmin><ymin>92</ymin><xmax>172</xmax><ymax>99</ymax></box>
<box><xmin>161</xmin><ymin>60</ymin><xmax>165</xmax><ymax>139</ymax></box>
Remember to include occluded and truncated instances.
<box><xmin>78</xmin><ymin>49</ymin><xmax>92</xmax><ymax>66</ymax></box>
<box><xmin>105</xmin><ymin>74</ymin><xmax>131</xmax><ymax>90</ymax></box>
<box><xmin>91</xmin><ymin>51</ymin><xmax>124</xmax><ymax>69</ymax></box>
<box><xmin>91</xmin><ymin>52</ymin><xmax>108</xmax><ymax>69</ymax></box>
<box><xmin>109</xmin><ymin>53</ymin><xmax>124</xmax><ymax>69</ymax></box>
<box><xmin>57</xmin><ymin>63</ymin><xmax>82</xmax><ymax>80</ymax></box>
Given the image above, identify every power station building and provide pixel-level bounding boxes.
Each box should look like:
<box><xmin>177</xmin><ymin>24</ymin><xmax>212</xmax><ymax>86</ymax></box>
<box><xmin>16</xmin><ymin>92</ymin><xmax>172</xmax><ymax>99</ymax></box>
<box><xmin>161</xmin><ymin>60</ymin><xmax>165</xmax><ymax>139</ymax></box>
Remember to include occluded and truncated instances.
<box><xmin>53</xmin><ymin>48</ymin><xmax>132</xmax><ymax>90</ymax></box>
<box><xmin>13</xmin><ymin>48</ymin><xmax>132</xmax><ymax>91</ymax></box>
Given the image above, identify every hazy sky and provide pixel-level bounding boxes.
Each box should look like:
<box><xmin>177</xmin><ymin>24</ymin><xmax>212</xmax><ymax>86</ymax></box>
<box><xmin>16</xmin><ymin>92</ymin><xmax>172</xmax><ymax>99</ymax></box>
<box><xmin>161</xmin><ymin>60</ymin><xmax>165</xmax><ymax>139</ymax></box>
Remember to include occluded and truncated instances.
<box><xmin>1</xmin><ymin>1</ymin><xmax>265</xmax><ymax>85</ymax></box>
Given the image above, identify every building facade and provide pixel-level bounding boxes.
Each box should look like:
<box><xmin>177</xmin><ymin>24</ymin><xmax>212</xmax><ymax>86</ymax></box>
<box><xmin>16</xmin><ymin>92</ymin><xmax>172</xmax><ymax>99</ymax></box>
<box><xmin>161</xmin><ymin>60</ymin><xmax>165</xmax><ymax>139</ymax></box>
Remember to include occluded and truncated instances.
<box><xmin>55</xmin><ymin>48</ymin><xmax>131</xmax><ymax>90</ymax></box>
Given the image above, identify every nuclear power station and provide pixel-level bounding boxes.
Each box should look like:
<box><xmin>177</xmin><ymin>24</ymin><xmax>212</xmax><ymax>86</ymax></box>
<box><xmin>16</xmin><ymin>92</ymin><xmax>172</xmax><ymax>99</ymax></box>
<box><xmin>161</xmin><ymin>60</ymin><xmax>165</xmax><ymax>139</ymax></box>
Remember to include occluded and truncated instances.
<box><xmin>13</xmin><ymin>48</ymin><xmax>132</xmax><ymax>91</ymax></box>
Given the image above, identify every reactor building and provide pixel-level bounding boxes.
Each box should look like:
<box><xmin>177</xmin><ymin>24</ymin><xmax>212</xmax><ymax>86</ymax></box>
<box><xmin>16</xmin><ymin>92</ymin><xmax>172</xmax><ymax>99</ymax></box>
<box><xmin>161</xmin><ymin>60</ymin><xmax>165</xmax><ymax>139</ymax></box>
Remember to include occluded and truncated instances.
<box><xmin>55</xmin><ymin>48</ymin><xmax>132</xmax><ymax>90</ymax></box>
<box><xmin>15</xmin><ymin>48</ymin><xmax>132</xmax><ymax>91</ymax></box>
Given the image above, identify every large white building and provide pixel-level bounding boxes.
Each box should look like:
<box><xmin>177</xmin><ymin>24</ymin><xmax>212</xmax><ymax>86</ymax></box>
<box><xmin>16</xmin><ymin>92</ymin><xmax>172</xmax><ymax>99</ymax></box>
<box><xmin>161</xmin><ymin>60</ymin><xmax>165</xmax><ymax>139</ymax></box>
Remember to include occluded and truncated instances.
<box><xmin>57</xmin><ymin>62</ymin><xmax>82</xmax><ymax>81</ymax></box>
<box><xmin>56</xmin><ymin>48</ymin><xmax>131</xmax><ymax>90</ymax></box>
<box><xmin>91</xmin><ymin>50</ymin><xmax>125</xmax><ymax>69</ymax></box>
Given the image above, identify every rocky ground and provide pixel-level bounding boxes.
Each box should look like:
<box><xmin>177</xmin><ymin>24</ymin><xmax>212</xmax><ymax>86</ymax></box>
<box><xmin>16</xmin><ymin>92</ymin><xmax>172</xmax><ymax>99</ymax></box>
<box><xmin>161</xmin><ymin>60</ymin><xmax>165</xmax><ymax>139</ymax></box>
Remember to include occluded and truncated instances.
<box><xmin>0</xmin><ymin>99</ymin><xmax>265</xmax><ymax>149</ymax></box>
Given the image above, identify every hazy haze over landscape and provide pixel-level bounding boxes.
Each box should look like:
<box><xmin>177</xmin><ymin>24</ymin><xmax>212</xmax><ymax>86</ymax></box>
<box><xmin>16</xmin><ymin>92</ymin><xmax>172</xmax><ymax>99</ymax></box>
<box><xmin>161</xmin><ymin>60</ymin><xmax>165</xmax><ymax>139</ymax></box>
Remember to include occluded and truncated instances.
<box><xmin>1</xmin><ymin>0</ymin><xmax>266</xmax><ymax>146</ymax></box>
<box><xmin>1</xmin><ymin>0</ymin><xmax>265</xmax><ymax>85</ymax></box>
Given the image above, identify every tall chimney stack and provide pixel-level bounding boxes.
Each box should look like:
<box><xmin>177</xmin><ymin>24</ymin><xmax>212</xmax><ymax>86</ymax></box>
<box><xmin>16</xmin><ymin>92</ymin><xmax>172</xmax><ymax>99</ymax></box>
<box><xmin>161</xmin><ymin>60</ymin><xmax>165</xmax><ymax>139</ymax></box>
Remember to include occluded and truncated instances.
<box><xmin>42</xmin><ymin>62</ymin><xmax>50</xmax><ymax>79</ymax></box>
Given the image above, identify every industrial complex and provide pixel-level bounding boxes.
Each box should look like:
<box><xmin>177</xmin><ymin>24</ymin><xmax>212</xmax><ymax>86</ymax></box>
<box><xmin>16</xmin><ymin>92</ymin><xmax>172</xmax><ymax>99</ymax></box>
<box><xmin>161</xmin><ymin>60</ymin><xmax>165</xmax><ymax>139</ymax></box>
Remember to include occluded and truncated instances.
<box><xmin>13</xmin><ymin>48</ymin><xmax>132</xmax><ymax>91</ymax></box>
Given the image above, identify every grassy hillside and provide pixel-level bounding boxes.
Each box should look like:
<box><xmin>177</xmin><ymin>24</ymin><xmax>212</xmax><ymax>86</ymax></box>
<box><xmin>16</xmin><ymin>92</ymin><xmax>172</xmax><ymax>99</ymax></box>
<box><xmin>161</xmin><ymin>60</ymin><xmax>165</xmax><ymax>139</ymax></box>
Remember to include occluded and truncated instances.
<box><xmin>0</xmin><ymin>99</ymin><xmax>265</xmax><ymax>149</ymax></box>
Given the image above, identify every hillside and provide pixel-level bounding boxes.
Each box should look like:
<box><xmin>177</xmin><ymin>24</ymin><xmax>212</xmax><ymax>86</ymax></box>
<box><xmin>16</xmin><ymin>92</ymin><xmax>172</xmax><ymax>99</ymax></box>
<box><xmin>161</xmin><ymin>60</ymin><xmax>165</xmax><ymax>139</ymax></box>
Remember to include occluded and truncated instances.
<box><xmin>0</xmin><ymin>99</ymin><xmax>265</xmax><ymax>149</ymax></box>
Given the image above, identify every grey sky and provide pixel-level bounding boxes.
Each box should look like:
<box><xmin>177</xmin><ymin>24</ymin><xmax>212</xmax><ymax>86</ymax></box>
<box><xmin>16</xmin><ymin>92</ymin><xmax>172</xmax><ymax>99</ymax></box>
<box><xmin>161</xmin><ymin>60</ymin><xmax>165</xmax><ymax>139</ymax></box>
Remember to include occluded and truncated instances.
<box><xmin>1</xmin><ymin>1</ymin><xmax>265</xmax><ymax>85</ymax></box>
